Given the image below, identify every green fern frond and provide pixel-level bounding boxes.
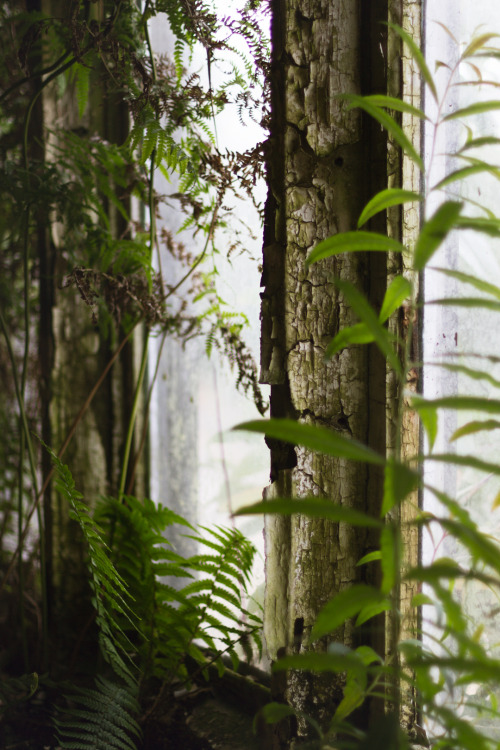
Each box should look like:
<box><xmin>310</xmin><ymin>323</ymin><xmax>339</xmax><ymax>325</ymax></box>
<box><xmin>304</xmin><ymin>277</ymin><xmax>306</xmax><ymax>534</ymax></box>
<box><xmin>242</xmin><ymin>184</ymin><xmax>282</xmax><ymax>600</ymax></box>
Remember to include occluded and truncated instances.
<box><xmin>0</xmin><ymin>672</ymin><xmax>38</xmax><ymax>714</ymax></box>
<box><xmin>94</xmin><ymin>493</ymin><xmax>262</xmax><ymax>683</ymax></box>
<box><xmin>42</xmin><ymin>444</ymin><xmax>140</xmax><ymax>684</ymax></box>
<box><xmin>173</xmin><ymin>37</ymin><xmax>185</xmax><ymax>82</ymax></box>
<box><xmin>54</xmin><ymin>676</ymin><xmax>141</xmax><ymax>750</ymax></box>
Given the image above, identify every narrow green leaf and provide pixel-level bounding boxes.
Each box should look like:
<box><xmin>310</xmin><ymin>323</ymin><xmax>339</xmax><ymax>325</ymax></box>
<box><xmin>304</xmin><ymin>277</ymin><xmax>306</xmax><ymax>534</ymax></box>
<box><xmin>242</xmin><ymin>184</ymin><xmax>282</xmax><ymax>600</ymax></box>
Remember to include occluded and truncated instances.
<box><xmin>462</xmin><ymin>33</ymin><xmax>500</xmax><ymax>59</ymax></box>
<box><xmin>325</xmin><ymin>323</ymin><xmax>374</xmax><ymax>359</ymax></box>
<box><xmin>342</xmin><ymin>93</ymin><xmax>424</xmax><ymax>169</ymax></box>
<box><xmin>456</xmin><ymin>79</ymin><xmax>500</xmax><ymax>89</ymax></box>
<box><xmin>361</xmin><ymin>95</ymin><xmax>427</xmax><ymax>120</ymax></box>
<box><xmin>355</xmin><ymin>598</ymin><xmax>392</xmax><ymax>626</ymax></box>
<box><xmin>357</xmin><ymin>189</ymin><xmax>422</xmax><ymax>228</ymax></box>
<box><xmin>356</xmin><ymin>645</ymin><xmax>384</xmax><ymax>666</ymax></box>
<box><xmin>327</xmin><ymin>276</ymin><xmax>412</xmax><ymax>360</ymax></box>
<box><xmin>307</xmin><ymin>231</ymin><xmax>404</xmax><ymax>266</ymax></box>
<box><xmin>311</xmin><ymin>584</ymin><xmax>386</xmax><ymax>640</ymax></box>
<box><xmin>257</xmin><ymin>703</ymin><xmax>296</xmax><ymax>724</ymax></box>
<box><xmin>443</xmin><ymin>101</ymin><xmax>500</xmax><ymax>121</ymax></box>
<box><xmin>426</xmin><ymin>453</ymin><xmax>500</xmax><ymax>478</ymax></box>
<box><xmin>453</xmin><ymin>418</ymin><xmax>500</xmax><ymax>441</ymax></box>
<box><xmin>336</xmin><ymin>280</ymin><xmax>402</xmax><ymax>375</ymax></box>
<box><xmin>273</xmin><ymin>651</ymin><xmax>365</xmax><ymax>677</ymax></box>
<box><xmin>414</xmin><ymin>395</ymin><xmax>500</xmax><ymax>414</ymax></box>
<box><xmin>429</xmin><ymin>297</ymin><xmax>500</xmax><ymax>311</ymax></box>
<box><xmin>456</xmin><ymin>215</ymin><xmax>500</xmax><ymax>238</ymax></box>
<box><xmin>411</xmin><ymin>593</ymin><xmax>434</xmax><ymax>607</ymax></box>
<box><xmin>380</xmin><ymin>275</ymin><xmax>412</xmax><ymax>323</ymax></box>
<box><xmin>441</xmin><ymin>518</ymin><xmax>500</xmax><ymax>576</ymax></box>
<box><xmin>435</xmin><ymin>60</ymin><xmax>451</xmax><ymax>71</ymax></box>
<box><xmin>357</xmin><ymin>550</ymin><xmax>382</xmax><ymax>566</ymax></box>
<box><xmin>411</xmin><ymin>399</ymin><xmax>438</xmax><ymax>451</ymax></box>
<box><xmin>234</xmin><ymin>419</ymin><xmax>385</xmax><ymax>465</ymax></box>
<box><xmin>388</xmin><ymin>22</ymin><xmax>438</xmax><ymax>103</ymax></box>
<box><xmin>406</xmin><ymin>561</ymin><xmax>465</xmax><ymax>583</ymax></box>
<box><xmin>413</xmin><ymin>201</ymin><xmax>462</xmax><ymax>270</ymax></box>
<box><xmin>333</xmin><ymin>681</ymin><xmax>365</xmax><ymax>722</ymax></box>
<box><xmin>234</xmin><ymin>498</ymin><xmax>383</xmax><ymax>528</ymax></box>
<box><xmin>434</xmin><ymin>21</ymin><xmax>458</xmax><ymax>45</ymax></box>
<box><xmin>423</xmin><ymin>484</ymin><xmax>475</xmax><ymax>526</ymax></box>
<box><xmin>458</xmin><ymin>136</ymin><xmax>500</xmax><ymax>153</ymax></box>
<box><xmin>430</xmin><ymin>266</ymin><xmax>500</xmax><ymax>300</ymax></box>
<box><xmin>381</xmin><ymin>459</ymin><xmax>419</xmax><ymax>516</ymax></box>
<box><xmin>432</xmin><ymin>164</ymin><xmax>500</xmax><ymax>191</ymax></box>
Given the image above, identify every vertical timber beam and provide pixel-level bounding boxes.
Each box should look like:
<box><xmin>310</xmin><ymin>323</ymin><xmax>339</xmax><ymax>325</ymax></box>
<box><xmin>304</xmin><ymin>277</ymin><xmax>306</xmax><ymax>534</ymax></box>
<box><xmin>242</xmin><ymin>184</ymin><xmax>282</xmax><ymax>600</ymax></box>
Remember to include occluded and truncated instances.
<box><xmin>261</xmin><ymin>0</ymin><xmax>397</xmax><ymax>742</ymax></box>
<box><xmin>387</xmin><ymin>0</ymin><xmax>423</xmax><ymax>735</ymax></box>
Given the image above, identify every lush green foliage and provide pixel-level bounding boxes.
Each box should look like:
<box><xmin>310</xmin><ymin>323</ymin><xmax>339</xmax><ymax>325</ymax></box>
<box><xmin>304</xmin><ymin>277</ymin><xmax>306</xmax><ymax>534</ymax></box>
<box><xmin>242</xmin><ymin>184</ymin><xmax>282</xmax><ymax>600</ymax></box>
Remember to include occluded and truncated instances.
<box><xmin>237</xmin><ymin>24</ymin><xmax>500</xmax><ymax>749</ymax></box>
<box><xmin>54</xmin><ymin>676</ymin><xmax>142</xmax><ymax>750</ymax></box>
<box><xmin>44</xmin><ymin>445</ymin><xmax>261</xmax><ymax>748</ymax></box>
<box><xmin>0</xmin><ymin>0</ymin><xmax>267</xmax><ymax>746</ymax></box>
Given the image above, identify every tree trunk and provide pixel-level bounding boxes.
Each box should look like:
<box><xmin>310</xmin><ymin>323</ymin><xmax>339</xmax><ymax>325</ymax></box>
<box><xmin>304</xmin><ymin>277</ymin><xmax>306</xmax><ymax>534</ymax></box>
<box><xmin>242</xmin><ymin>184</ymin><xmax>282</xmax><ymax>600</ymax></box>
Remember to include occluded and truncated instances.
<box><xmin>261</xmin><ymin>0</ymin><xmax>421</xmax><ymax>743</ymax></box>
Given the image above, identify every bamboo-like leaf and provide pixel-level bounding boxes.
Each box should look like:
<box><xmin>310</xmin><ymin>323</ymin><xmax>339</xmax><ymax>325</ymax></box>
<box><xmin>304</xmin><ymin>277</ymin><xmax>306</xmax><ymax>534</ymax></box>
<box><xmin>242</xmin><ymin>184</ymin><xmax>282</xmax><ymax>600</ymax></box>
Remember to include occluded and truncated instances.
<box><xmin>458</xmin><ymin>136</ymin><xmax>500</xmax><ymax>153</ymax></box>
<box><xmin>432</xmin><ymin>164</ymin><xmax>500</xmax><ymax>191</ymax></box>
<box><xmin>311</xmin><ymin>584</ymin><xmax>387</xmax><ymax>640</ymax></box>
<box><xmin>325</xmin><ymin>322</ymin><xmax>374</xmax><ymax>358</ymax></box>
<box><xmin>434</xmin><ymin>20</ymin><xmax>458</xmax><ymax>44</ymax></box>
<box><xmin>357</xmin><ymin>188</ymin><xmax>422</xmax><ymax>228</ymax></box>
<box><xmin>234</xmin><ymin>498</ymin><xmax>383</xmax><ymax>527</ymax></box>
<box><xmin>234</xmin><ymin>418</ymin><xmax>385</xmax><ymax>464</ymax></box>
<box><xmin>426</xmin><ymin>454</ymin><xmax>500</xmax><ymax>478</ymax></box>
<box><xmin>429</xmin><ymin>297</ymin><xmax>500</xmax><ymax>311</ymax></box>
<box><xmin>342</xmin><ymin>93</ymin><xmax>424</xmax><ymax>169</ymax></box>
<box><xmin>333</xmin><ymin>681</ymin><xmax>366</xmax><ymax>723</ymax></box>
<box><xmin>430</xmin><ymin>266</ymin><xmax>500</xmax><ymax>300</ymax></box>
<box><xmin>361</xmin><ymin>95</ymin><xmax>427</xmax><ymax>120</ymax></box>
<box><xmin>413</xmin><ymin>201</ymin><xmax>462</xmax><ymax>270</ymax></box>
<box><xmin>336</xmin><ymin>280</ymin><xmax>402</xmax><ymax>375</ymax></box>
<box><xmin>356</xmin><ymin>645</ymin><xmax>384</xmax><ymax>666</ymax></box>
<box><xmin>379</xmin><ymin>275</ymin><xmax>412</xmax><ymax>323</ymax></box>
<box><xmin>435</xmin><ymin>60</ymin><xmax>451</xmax><ymax>71</ymax></box>
<box><xmin>273</xmin><ymin>650</ymin><xmax>365</xmax><ymax>678</ymax></box>
<box><xmin>463</xmin><ymin>60</ymin><xmax>482</xmax><ymax>81</ymax></box>
<box><xmin>406</xmin><ymin>560</ymin><xmax>468</xmax><ymax>583</ymax></box>
<box><xmin>411</xmin><ymin>592</ymin><xmax>434</xmax><ymax>607</ymax></box>
<box><xmin>357</xmin><ymin>551</ymin><xmax>382</xmax><ymax>566</ymax></box>
<box><xmin>326</xmin><ymin>276</ymin><xmax>411</xmax><ymax>359</ymax></box>
<box><xmin>381</xmin><ymin>459</ymin><xmax>419</xmax><ymax>516</ymax></box>
<box><xmin>443</xmin><ymin>101</ymin><xmax>500</xmax><ymax>121</ymax></box>
<box><xmin>355</xmin><ymin>598</ymin><xmax>392</xmax><ymax>626</ymax></box>
<box><xmin>441</xmin><ymin>518</ymin><xmax>500</xmax><ymax>575</ymax></box>
<box><xmin>412</xmin><ymin>399</ymin><xmax>438</xmax><ymax>451</ymax></box>
<box><xmin>257</xmin><ymin>703</ymin><xmax>296</xmax><ymax>724</ymax></box>
<box><xmin>456</xmin><ymin>79</ymin><xmax>500</xmax><ymax>89</ymax></box>
<box><xmin>456</xmin><ymin>215</ymin><xmax>500</xmax><ymax>238</ymax></box>
<box><xmin>414</xmin><ymin>395</ymin><xmax>500</xmax><ymax>414</ymax></box>
<box><xmin>307</xmin><ymin>231</ymin><xmax>404</xmax><ymax>266</ymax></box>
<box><xmin>457</xmin><ymin>419</ymin><xmax>500</xmax><ymax>443</ymax></box>
<box><xmin>462</xmin><ymin>33</ymin><xmax>500</xmax><ymax>59</ymax></box>
<box><xmin>388</xmin><ymin>22</ymin><xmax>438</xmax><ymax>103</ymax></box>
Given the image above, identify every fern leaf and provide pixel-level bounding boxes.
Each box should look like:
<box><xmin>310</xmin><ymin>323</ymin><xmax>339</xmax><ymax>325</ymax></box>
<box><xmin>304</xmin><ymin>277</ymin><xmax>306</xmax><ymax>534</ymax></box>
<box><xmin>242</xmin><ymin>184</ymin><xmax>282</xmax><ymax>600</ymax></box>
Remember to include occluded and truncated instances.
<box><xmin>55</xmin><ymin>677</ymin><xmax>141</xmax><ymax>750</ymax></box>
<box><xmin>42</xmin><ymin>443</ymin><xmax>140</xmax><ymax>682</ymax></box>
